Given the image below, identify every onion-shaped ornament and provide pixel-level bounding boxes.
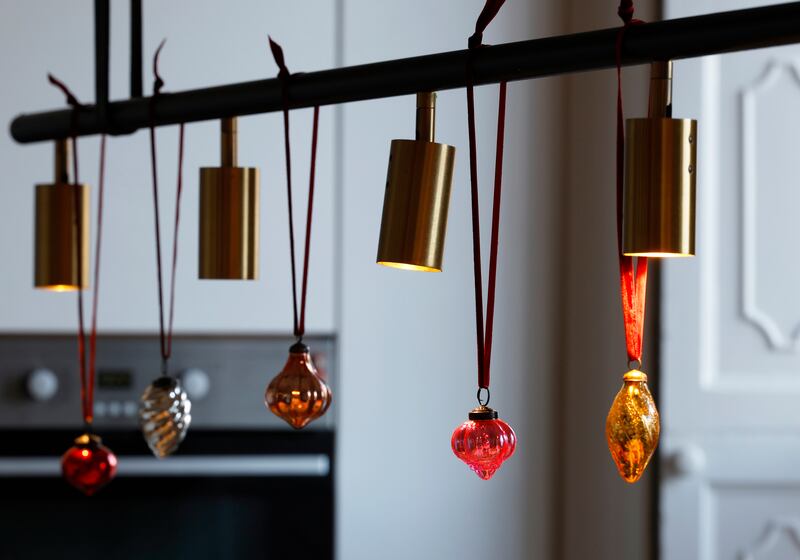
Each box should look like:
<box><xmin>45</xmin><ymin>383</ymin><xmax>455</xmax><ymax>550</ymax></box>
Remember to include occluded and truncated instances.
<box><xmin>61</xmin><ymin>433</ymin><xmax>118</xmax><ymax>495</ymax></box>
<box><xmin>265</xmin><ymin>342</ymin><xmax>332</xmax><ymax>429</ymax></box>
<box><xmin>451</xmin><ymin>405</ymin><xmax>516</xmax><ymax>480</ymax></box>
<box><xmin>139</xmin><ymin>376</ymin><xmax>192</xmax><ymax>458</ymax></box>
<box><xmin>606</xmin><ymin>369</ymin><xmax>660</xmax><ymax>483</ymax></box>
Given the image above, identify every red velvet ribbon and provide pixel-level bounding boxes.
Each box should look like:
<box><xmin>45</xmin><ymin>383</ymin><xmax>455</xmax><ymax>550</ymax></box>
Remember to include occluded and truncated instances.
<box><xmin>615</xmin><ymin>2</ymin><xmax>647</xmax><ymax>364</ymax></box>
<box><xmin>148</xmin><ymin>41</ymin><xmax>185</xmax><ymax>376</ymax></box>
<box><xmin>269</xmin><ymin>37</ymin><xmax>320</xmax><ymax>341</ymax></box>
<box><xmin>48</xmin><ymin>75</ymin><xmax>106</xmax><ymax>425</ymax></box>
<box><xmin>467</xmin><ymin>0</ymin><xmax>507</xmax><ymax>391</ymax></box>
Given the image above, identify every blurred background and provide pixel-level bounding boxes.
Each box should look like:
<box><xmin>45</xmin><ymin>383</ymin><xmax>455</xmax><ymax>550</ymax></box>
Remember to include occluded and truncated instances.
<box><xmin>2</xmin><ymin>0</ymin><xmax>800</xmax><ymax>559</ymax></box>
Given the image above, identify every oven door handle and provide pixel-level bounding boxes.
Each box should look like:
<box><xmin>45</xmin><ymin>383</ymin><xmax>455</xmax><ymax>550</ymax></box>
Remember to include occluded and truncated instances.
<box><xmin>0</xmin><ymin>454</ymin><xmax>330</xmax><ymax>477</ymax></box>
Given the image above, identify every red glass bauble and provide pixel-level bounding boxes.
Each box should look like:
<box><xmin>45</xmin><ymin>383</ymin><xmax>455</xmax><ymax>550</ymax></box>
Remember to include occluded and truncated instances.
<box><xmin>61</xmin><ymin>433</ymin><xmax>118</xmax><ymax>496</ymax></box>
<box><xmin>451</xmin><ymin>406</ymin><xmax>516</xmax><ymax>480</ymax></box>
<box><xmin>265</xmin><ymin>342</ymin><xmax>332</xmax><ymax>430</ymax></box>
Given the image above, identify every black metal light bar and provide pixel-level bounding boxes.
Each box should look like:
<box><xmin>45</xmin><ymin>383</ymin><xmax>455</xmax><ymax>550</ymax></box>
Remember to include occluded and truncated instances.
<box><xmin>11</xmin><ymin>1</ymin><xmax>800</xmax><ymax>143</ymax></box>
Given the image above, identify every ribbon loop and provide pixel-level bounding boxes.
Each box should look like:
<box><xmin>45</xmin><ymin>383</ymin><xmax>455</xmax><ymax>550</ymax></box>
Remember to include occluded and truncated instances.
<box><xmin>615</xmin><ymin>2</ymin><xmax>648</xmax><ymax>364</ymax></box>
<box><xmin>469</xmin><ymin>0</ymin><xmax>506</xmax><ymax>49</ymax></box>
<box><xmin>466</xmin><ymin>0</ymin><xmax>507</xmax><ymax>392</ymax></box>
<box><xmin>50</xmin><ymin>75</ymin><xmax>103</xmax><ymax>426</ymax></box>
<box><xmin>618</xmin><ymin>0</ymin><xmax>635</xmax><ymax>25</ymax></box>
<box><xmin>148</xmin><ymin>42</ymin><xmax>184</xmax><ymax>375</ymax></box>
<box><xmin>269</xmin><ymin>38</ymin><xmax>319</xmax><ymax>341</ymax></box>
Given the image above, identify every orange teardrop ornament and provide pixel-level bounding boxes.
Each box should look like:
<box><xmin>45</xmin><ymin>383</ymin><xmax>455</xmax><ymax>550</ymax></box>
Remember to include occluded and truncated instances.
<box><xmin>605</xmin><ymin>369</ymin><xmax>660</xmax><ymax>483</ymax></box>
<box><xmin>265</xmin><ymin>342</ymin><xmax>332</xmax><ymax>429</ymax></box>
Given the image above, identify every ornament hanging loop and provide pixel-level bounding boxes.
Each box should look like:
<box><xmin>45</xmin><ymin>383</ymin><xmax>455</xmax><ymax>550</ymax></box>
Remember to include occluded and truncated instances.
<box><xmin>477</xmin><ymin>387</ymin><xmax>491</xmax><ymax>407</ymax></box>
<box><xmin>628</xmin><ymin>358</ymin><xmax>642</xmax><ymax>371</ymax></box>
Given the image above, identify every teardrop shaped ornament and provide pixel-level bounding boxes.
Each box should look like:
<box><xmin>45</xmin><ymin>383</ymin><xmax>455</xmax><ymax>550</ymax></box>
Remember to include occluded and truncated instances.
<box><xmin>451</xmin><ymin>405</ymin><xmax>516</xmax><ymax>480</ymax></box>
<box><xmin>139</xmin><ymin>376</ymin><xmax>192</xmax><ymax>458</ymax></box>
<box><xmin>61</xmin><ymin>433</ymin><xmax>118</xmax><ymax>495</ymax></box>
<box><xmin>605</xmin><ymin>369</ymin><xmax>660</xmax><ymax>483</ymax></box>
<box><xmin>265</xmin><ymin>342</ymin><xmax>332</xmax><ymax>429</ymax></box>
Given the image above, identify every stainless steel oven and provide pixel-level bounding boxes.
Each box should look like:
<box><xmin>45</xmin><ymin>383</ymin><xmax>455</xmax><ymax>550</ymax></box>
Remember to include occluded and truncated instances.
<box><xmin>0</xmin><ymin>335</ymin><xmax>335</xmax><ymax>560</ymax></box>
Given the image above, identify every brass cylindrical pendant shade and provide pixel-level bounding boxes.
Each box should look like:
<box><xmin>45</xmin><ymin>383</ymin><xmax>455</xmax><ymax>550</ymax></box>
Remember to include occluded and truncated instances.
<box><xmin>377</xmin><ymin>92</ymin><xmax>455</xmax><ymax>272</ymax></box>
<box><xmin>622</xmin><ymin>61</ymin><xmax>697</xmax><ymax>257</ymax></box>
<box><xmin>199</xmin><ymin>117</ymin><xmax>260</xmax><ymax>279</ymax></box>
<box><xmin>34</xmin><ymin>139</ymin><xmax>89</xmax><ymax>291</ymax></box>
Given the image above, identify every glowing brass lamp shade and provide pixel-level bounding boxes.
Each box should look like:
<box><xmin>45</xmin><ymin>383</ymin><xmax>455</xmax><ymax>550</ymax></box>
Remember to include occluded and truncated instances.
<box><xmin>377</xmin><ymin>92</ymin><xmax>455</xmax><ymax>272</ymax></box>
<box><xmin>34</xmin><ymin>139</ymin><xmax>89</xmax><ymax>291</ymax></box>
<box><xmin>199</xmin><ymin>117</ymin><xmax>259</xmax><ymax>279</ymax></box>
<box><xmin>622</xmin><ymin>61</ymin><xmax>697</xmax><ymax>257</ymax></box>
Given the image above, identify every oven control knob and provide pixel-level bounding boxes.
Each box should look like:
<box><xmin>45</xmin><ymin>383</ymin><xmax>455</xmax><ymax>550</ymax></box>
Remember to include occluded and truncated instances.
<box><xmin>26</xmin><ymin>368</ymin><xmax>59</xmax><ymax>402</ymax></box>
<box><xmin>181</xmin><ymin>368</ymin><xmax>210</xmax><ymax>400</ymax></box>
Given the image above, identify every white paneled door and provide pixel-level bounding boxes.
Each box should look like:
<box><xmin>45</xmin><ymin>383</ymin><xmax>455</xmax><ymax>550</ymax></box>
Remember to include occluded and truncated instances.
<box><xmin>662</xmin><ymin>1</ymin><xmax>800</xmax><ymax>559</ymax></box>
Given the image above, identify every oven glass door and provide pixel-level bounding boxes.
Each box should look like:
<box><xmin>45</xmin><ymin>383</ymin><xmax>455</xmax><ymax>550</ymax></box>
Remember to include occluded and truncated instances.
<box><xmin>0</xmin><ymin>430</ymin><xmax>334</xmax><ymax>560</ymax></box>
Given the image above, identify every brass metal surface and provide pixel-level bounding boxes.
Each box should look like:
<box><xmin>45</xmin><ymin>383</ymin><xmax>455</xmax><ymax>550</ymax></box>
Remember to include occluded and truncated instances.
<box><xmin>623</xmin><ymin>60</ymin><xmax>697</xmax><ymax>257</ymax></box>
<box><xmin>377</xmin><ymin>92</ymin><xmax>456</xmax><ymax>272</ymax></box>
<box><xmin>199</xmin><ymin>117</ymin><xmax>260</xmax><ymax>280</ymax></box>
<box><xmin>35</xmin><ymin>183</ymin><xmax>89</xmax><ymax>291</ymax></box>
<box><xmin>35</xmin><ymin>139</ymin><xmax>89</xmax><ymax>291</ymax></box>
<box><xmin>622</xmin><ymin>118</ymin><xmax>697</xmax><ymax>256</ymax></box>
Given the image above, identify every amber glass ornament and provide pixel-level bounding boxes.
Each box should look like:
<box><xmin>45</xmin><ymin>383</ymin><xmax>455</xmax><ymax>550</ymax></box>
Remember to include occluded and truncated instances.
<box><xmin>265</xmin><ymin>342</ymin><xmax>332</xmax><ymax>430</ymax></box>
<box><xmin>606</xmin><ymin>369</ymin><xmax>660</xmax><ymax>483</ymax></box>
<box><xmin>451</xmin><ymin>405</ymin><xmax>516</xmax><ymax>480</ymax></box>
<box><xmin>61</xmin><ymin>433</ymin><xmax>118</xmax><ymax>496</ymax></box>
<box><xmin>139</xmin><ymin>376</ymin><xmax>192</xmax><ymax>458</ymax></box>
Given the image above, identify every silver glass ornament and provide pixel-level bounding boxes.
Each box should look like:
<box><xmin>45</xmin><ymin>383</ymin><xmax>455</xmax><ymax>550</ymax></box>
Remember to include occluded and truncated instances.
<box><xmin>139</xmin><ymin>376</ymin><xmax>192</xmax><ymax>458</ymax></box>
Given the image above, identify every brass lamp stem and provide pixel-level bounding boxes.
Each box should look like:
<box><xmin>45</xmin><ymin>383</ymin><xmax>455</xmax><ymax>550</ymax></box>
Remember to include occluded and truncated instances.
<box><xmin>221</xmin><ymin>116</ymin><xmax>238</xmax><ymax>167</ymax></box>
<box><xmin>415</xmin><ymin>92</ymin><xmax>436</xmax><ymax>142</ymax></box>
<box><xmin>648</xmin><ymin>60</ymin><xmax>673</xmax><ymax>119</ymax></box>
<box><xmin>54</xmin><ymin>138</ymin><xmax>72</xmax><ymax>184</ymax></box>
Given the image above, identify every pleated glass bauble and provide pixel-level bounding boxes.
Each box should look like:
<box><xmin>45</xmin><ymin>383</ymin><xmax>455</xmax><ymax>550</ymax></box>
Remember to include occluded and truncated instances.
<box><xmin>265</xmin><ymin>342</ymin><xmax>332</xmax><ymax>429</ymax></box>
<box><xmin>606</xmin><ymin>369</ymin><xmax>660</xmax><ymax>483</ymax></box>
<box><xmin>139</xmin><ymin>376</ymin><xmax>192</xmax><ymax>458</ymax></box>
<box><xmin>61</xmin><ymin>433</ymin><xmax>118</xmax><ymax>496</ymax></box>
<box><xmin>451</xmin><ymin>405</ymin><xmax>516</xmax><ymax>480</ymax></box>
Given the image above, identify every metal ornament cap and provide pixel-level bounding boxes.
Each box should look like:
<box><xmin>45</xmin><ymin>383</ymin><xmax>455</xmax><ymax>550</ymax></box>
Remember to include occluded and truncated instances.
<box><xmin>605</xmin><ymin>369</ymin><xmax>660</xmax><ymax>483</ymax></box>
<box><xmin>451</xmin><ymin>406</ymin><xmax>516</xmax><ymax>480</ymax></box>
<box><xmin>377</xmin><ymin>92</ymin><xmax>456</xmax><ymax>272</ymax></box>
<box><xmin>61</xmin><ymin>433</ymin><xmax>118</xmax><ymax>496</ymax></box>
<box><xmin>139</xmin><ymin>376</ymin><xmax>192</xmax><ymax>458</ymax></box>
<box><xmin>265</xmin><ymin>345</ymin><xmax>332</xmax><ymax>430</ymax></box>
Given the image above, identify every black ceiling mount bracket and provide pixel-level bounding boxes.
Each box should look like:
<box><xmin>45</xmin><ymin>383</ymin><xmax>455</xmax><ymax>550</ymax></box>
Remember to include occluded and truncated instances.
<box><xmin>94</xmin><ymin>0</ymin><xmax>109</xmax><ymax>128</ymax></box>
<box><xmin>10</xmin><ymin>1</ymin><xmax>800</xmax><ymax>143</ymax></box>
<box><xmin>130</xmin><ymin>0</ymin><xmax>142</xmax><ymax>98</ymax></box>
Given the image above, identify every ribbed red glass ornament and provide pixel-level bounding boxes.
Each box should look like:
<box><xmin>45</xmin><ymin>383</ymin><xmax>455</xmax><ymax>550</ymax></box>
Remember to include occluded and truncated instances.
<box><xmin>451</xmin><ymin>406</ymin><xmax>516</xmax><ymax>480</ymax></box>
<box><xmin>61</xmin><ymin>433</ymin><xmax>118</xmax><ymax>496</ymax></box>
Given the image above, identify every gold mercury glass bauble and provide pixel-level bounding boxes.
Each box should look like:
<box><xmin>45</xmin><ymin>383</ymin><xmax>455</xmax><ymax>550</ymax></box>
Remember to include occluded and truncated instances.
<box><xmin>139</xmin><ymin>376</ymin><xmax>192</xmax><ymax>458</ymax></box>
<box><xmin>605</xmin><ymin>369</ymin><xmax>660</xmax><ymax>483</ymax></box>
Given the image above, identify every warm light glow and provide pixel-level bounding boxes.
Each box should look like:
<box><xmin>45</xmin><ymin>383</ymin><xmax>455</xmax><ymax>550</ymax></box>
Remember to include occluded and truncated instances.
<box><xmin>623</xmin><ymin>252</ymin><xmax>693</xmax><ymax>258</ymax></box>
<box><xmin>38</xmin><ymin>284</ymin><xmax>79</xmax><ymax>292</ymax></box>
<box><xmin>377</xmin><ymin>261</ymin><xmax>440</xmax><ymax>272</ymax></box>
<box><xmin>81</xmin><ymin>449</ymin><xmax>89</xmax><ymax>458</ymax></box>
